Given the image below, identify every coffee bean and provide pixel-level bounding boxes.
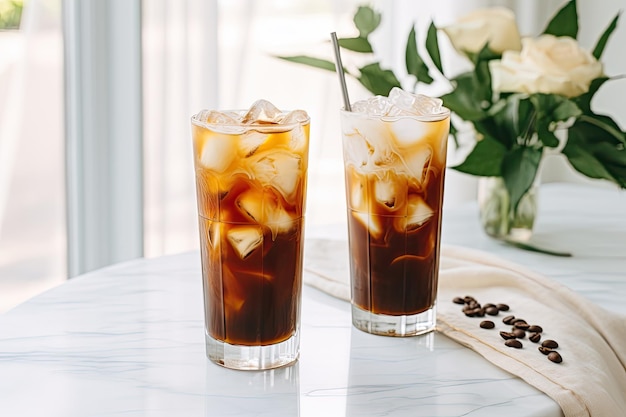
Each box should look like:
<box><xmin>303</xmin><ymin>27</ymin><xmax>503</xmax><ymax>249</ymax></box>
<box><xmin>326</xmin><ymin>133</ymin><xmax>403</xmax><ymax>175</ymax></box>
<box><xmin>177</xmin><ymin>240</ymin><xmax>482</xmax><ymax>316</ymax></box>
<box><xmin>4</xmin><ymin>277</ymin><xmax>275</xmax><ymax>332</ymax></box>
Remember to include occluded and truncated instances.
<box><xmin>500</xmin><ymin>331</ymin><xmax>517</xmax><ymax>340</ymax></box>
<box><xmin>547</xmin><ymin>351</ymin><xmax>563</xmax><ymax>364</ymax></box>
<box><xmin>529</xmin><ymin>333</ymin><xmax>542</xmax><ymax>343</ymax></box>
<box><xmin>512</xmin><ymin>328</ymin><xmax>526</xmax><ymax>339</ymax></box>
<box><xmin>502</xmin><ymin>315</ymin><xmax>516</xmax><ymax>325</ymax></box>
<box><xmin>485</xmin><ymin>306</ymin><xmax>500</xmax><ymax>316</ymax></box>
<box><xmin>480</xmin><ymin>320</ymin><xmax>495</xmax><ymax>329</ymax></box>
<box><xmin>483</xmin><ymin>303</ymin><xmax>496</xmax><ymax>309</ymax></box>
<box><xmin>542</xmin><ymin>340</ymin><xmax>559</xmax><ymax>349</ymax></box>
<box><xmin>538</xmin><ymin>346</ymin><xmax>553</xmax><ymax>355</ymax></box>
<box><xmin>464</xmin><ymin>296</ymin><xmax>476</xmax><ymax>304</ymax></box>
<box><xmin>527</xmin><ymin>325</ymin><xmax>543</xmax><ymax>333</ymax></box>
<box><xmin>511</xmin><ymin>318</ymin><xmax>527</xmax><ymax>325</ymax></box>
<box><xmin>514</xmin><ymin>322</ymin><xmax>530</xmax><ymax>330</ymax></box>
<box><xmin>505</xmin><ymin>339</ymin><xmax>523</xmax><ymax>348</ymax></box>
<box><xmin>453</xmin><ymin>297</ymin><xmax>465</xmax><ymax>305</ymax></box>
<box><xmin>497</xmin><ymin>303</ymin><xmax>510</xmax><ymax>311</ymax></box>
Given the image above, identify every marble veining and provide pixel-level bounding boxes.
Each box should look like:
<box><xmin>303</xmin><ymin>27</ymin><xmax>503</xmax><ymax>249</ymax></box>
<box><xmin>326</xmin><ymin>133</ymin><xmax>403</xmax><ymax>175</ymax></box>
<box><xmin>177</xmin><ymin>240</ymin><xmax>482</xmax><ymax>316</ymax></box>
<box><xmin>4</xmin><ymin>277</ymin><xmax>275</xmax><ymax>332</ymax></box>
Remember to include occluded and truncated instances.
<box><xmin>0</xmin><ymin>184</ymin><xmax>624</xmax><ymax>416</ymax></box>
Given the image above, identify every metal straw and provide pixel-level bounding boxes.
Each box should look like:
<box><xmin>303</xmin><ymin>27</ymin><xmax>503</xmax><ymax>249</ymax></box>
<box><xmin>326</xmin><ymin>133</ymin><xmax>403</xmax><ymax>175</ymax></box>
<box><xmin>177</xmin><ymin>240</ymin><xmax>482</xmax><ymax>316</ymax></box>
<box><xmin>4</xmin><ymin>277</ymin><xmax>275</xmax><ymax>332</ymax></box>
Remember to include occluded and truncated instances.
<box><xmin>330</xmin><ymin>32</ymin><xmax>352</xmax><ymax>112</ymax></box>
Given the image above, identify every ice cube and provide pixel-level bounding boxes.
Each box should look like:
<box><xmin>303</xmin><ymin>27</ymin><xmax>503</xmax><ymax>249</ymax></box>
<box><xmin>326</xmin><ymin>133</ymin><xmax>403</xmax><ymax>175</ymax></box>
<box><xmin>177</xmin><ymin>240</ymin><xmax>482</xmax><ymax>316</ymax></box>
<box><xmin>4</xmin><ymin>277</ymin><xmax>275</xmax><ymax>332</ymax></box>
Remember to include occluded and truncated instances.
<box><xmin>374</xmin><ymin>176</ymin><xmax>397</xmax><ymax>209</ymax></box>
<box><xmin>207</xmin><ymin>221</ymin><xmax>222</xmax><ymax>249</ymax></box>
<box><xmin>195</xmin><ymin>110</ymin><xmax>246</xmax><ymax>134</ymax></box>
<box><xmin>394</xmin><ymin>195</ymin><xmax>434</xmax><ymax>231</ymax></box>
<box><xmin>280</xmin><ymin>109</ymin><xmax>309</xmax><ymax>125</ymax></box>
<box><xmin>342</xmin><ymin>115</ymin><xmax>395</xmax><ymax>170</ymax></box>
<box><xmin>252</xmin><ymin>151</ymin><xmax>302</xmax><ymax>201</ymax></box>
<box><xmin>197</xmin><ymin>109</ymin><xmax>239</xmax><ymax>125</ymax></box>
<box><xmin>352</xmin><ymin>211</ymin><xmax>383</xmax><ymax>240</ymax></box>
<box><xmin>237</xmin><ymin>189</ymin><xmax>265</xmax><ymax>223</ymax></box>
<box><xmin>343</xmin><ymin>132</ymin><xmax>372</xmax><ymax>168</ymax></box>
<box><xmin>236</xmin><ymin>189</ymin><xmax>296</xmax><ymax>235</ymax></box>
<box><xmin>374</xmin><ymin>173</ymin><xmax>407</xmax><ymax>211</ymax></box>
<box><xmin>227</xmin><ymin>226</ymin><xmax>263</xmax><ymax>259</ymax></box>
<box><xmin>265</xmin><ymin>205</ymin><xmax>295</xmax><ymax>236</ymax></box>
<box><xmin>402</xmin><ymin>146</ymin><xmax>432</xmax><ymax>184</ymax></box>
<box><xmin>351</xmin><ymin>96</ymin><xmax>393</xmax><ymax>116</ymax></box>
<box><xmin>389</xmin><ymin>117</ymin><xmax>430</xmax><ymax>148</ymax></box>
<box><xmin>239</xmin><ymin>131</ymin><xmax>268</xmax><ymax>157</ymax></box>
<box><xmin>347</xmin><ymin>174</ymin><xmax>367</xmax><ymax>210</ymax></box>
<box><xmin>388</xmin><ymin>87</ymin><xmax>447</xmax><ymax>118</ymax></box>
<box><xmin>200</xmin><ymin>136</ymin><xmax>237</xmax><ymax>173</ymax></box>
<box><xmin>241</xmin><ymin>99</ymin><xmax>281</xmax><ymax>124</ymax></box>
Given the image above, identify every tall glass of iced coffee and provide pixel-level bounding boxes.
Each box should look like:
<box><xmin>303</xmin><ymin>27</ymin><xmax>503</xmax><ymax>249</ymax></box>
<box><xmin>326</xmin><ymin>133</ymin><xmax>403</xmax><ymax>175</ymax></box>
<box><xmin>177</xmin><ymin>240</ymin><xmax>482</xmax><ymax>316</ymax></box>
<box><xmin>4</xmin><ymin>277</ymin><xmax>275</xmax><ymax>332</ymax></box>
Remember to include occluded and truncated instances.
<box><xmin>191</xmin><ymin>100</ymin><xmax>309</xmax><ymax>369</ymax></box>
<box><xmin>340</xmin><ymin>88</ymin><xmax>450</xmax><ymax>336</ymax></box>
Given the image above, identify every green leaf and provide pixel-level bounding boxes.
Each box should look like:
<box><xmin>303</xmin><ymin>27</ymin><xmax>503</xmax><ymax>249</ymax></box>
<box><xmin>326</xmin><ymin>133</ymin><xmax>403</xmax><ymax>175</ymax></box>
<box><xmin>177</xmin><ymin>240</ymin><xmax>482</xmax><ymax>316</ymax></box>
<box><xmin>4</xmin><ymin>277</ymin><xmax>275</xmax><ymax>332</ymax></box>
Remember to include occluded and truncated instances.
<box><xmin>354</xmin><ymin>5</ymin><xmax>381</xmax><ymax>38</ymax></box>
<box><xmin>563</xmin><ymin>119</ymin><xmax>626</xmax><ymax>187</ymax></box>
<box><xmin>579</xmin><ymin>114</ymin><xmax>626</xmax><ymax>144</ymax></box>
<box><xmin>575</xmin><ymin>77</ymin><xmax>610</xmax><ymax>113</ymax></box>
<box><xmin>338</xmin><ymin>37</ymin><xmax>373</xmax><ymax>53</ymax></box>
<box><xmin>276</xmin><ymin>55</ymin><xmax>338</xmax><ymax>73</ymax></box>
<box><xmin>405</xmin><ymin>25</ymin><xmax>434</xmax><ymax>84</ymax></box>
<box><xmin>528</xmin><ymin>94</ymin><xmax>581</xmax><ymax>147</ymax></box>
<box><xmin>530</xmin><ymin>94</ymin><xmax>581</xmax><ymax>122</ymax></box>
<box><xmin>449</xmin><ymin>121</ymin><xmax>459</xmax><ymax>148</ymax></box>
<box><xmin>426</xmin><ymin>22</ymin><xmax>443</xmax><ymax>74</ymax></box>
<box><xmin>358</xmin><ymin>62</ymin><xmax>402</xmax><ymax>96</ymax></box>
<box><xmin>593</xmin><ymin>12</ymin><xmax>620</xmax><ymax>59</ymax></box>
<box><xmin>543</xmin><ymin>0</ymin><xmax>578</xmax><ymax>39</ymax></box>
<box><xmin>501</xmin><ymin>147</ymin><xmax>543</xmax><ymax>213</ymax></box>
<box><xmin>452</xmin><ymin>135</ymin><xmax>507</xmax><ymax>176</ymax></box>
<box><xmin>441</xmin><ymin>72</ymin><xmax>487</xmax><ymax>121</ymax></box>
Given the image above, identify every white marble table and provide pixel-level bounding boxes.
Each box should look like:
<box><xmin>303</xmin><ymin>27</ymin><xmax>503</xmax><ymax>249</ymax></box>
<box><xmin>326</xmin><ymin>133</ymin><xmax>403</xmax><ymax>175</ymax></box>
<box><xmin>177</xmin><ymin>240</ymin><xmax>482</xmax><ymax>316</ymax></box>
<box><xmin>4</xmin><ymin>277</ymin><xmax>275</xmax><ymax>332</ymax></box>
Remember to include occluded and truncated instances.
<box><xmin>0</xmin><ymin>183</ymin><xmax>624</xmax><ymax>416</ymax></box>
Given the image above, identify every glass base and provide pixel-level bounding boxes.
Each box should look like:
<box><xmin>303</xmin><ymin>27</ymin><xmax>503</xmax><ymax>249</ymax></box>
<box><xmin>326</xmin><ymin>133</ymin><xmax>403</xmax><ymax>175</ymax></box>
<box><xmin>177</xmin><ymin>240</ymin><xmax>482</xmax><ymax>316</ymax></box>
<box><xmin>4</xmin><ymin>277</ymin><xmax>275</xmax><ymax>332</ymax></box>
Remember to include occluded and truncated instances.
<box><xmin>351</xmin><ymin>304</ymin><xmax>436</xmax><ymax>337</ymax></box>
<box><xmin>206</xmin><ymin>331</ymin><xmax>300</xmax><ymax>370</ymax></box>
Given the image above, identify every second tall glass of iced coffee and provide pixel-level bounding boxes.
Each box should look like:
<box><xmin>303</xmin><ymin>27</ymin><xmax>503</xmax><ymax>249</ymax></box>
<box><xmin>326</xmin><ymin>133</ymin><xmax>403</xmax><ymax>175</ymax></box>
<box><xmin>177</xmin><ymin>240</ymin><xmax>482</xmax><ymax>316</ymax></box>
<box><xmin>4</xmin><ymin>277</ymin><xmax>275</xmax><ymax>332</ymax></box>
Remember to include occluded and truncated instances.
<box><xmin>340</xmin><ymin>88</ymin><xmax>450</xmax><ymax>336</ymax></box>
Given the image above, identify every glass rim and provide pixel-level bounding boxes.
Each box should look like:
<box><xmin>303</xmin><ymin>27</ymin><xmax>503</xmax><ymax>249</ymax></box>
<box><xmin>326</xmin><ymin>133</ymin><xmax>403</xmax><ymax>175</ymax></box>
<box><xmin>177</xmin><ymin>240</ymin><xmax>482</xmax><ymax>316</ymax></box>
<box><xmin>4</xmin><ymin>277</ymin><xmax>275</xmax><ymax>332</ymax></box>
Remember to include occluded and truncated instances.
<box><xmin>340</xmin><ymin>107</ymin><xmax>450</xmax><ymax>123</ymax></box>
<box><xmin>191</xmin><ymin>109</ymin><xmax>310</xmax><ymax>133</ymax></box>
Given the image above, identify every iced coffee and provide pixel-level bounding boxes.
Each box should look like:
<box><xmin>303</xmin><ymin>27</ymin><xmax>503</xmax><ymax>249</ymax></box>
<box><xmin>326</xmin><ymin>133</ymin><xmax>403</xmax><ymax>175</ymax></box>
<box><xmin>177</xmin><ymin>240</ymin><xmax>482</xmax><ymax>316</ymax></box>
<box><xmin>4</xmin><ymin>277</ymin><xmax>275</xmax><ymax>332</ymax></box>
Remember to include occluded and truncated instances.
<box><xmin>191</xmin><ymin>100</ymin><xmax>309</xmax><ymax>369</ymax></box>
<box><xmin>340</xmin><ymin>88</ymin><xmax>450</xmax><ymax>336</ymax></box>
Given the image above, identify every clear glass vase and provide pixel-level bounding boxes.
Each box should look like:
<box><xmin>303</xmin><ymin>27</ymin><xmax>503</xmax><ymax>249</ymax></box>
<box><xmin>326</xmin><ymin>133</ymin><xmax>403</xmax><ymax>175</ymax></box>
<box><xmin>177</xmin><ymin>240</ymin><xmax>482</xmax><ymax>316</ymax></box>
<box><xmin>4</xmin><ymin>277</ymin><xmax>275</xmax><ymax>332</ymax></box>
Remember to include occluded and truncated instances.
<box><xmin>477</xmin><ymin>177</ymin><xmax>539</xmax><ymax>241</ymax></box>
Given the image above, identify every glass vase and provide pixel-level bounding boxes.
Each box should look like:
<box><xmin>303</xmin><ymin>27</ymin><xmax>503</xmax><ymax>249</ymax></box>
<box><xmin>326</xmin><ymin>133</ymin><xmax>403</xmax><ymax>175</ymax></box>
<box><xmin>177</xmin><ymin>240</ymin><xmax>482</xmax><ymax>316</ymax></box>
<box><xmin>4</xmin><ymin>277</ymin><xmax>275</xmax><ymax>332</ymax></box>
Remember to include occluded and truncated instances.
<box><xmin>477</xmin><ymin>177</ymin><xmax>539</xmax><ymax>242</ymax></box>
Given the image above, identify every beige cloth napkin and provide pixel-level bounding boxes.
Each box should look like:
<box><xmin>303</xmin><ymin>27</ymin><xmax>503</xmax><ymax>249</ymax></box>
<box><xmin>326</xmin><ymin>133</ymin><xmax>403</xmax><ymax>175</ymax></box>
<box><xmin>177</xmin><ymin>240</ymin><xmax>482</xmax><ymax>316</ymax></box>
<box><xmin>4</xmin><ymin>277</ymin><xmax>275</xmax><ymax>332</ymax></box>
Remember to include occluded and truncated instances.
<box><xmin>303</xmin><ymin>238</ymin><xmax>626</xmax><ymax>417</ymax></box>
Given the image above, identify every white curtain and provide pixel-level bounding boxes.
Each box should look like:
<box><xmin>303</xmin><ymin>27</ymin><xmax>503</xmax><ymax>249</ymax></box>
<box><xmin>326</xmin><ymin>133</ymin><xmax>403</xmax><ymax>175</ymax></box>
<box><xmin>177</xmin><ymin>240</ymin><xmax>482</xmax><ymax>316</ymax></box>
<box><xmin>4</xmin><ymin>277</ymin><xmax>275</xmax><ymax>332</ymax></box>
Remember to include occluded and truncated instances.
<box><xmin>0</xmin><ymin>0</ymin><xmax>65</xmax><ymax>312</ymax></box>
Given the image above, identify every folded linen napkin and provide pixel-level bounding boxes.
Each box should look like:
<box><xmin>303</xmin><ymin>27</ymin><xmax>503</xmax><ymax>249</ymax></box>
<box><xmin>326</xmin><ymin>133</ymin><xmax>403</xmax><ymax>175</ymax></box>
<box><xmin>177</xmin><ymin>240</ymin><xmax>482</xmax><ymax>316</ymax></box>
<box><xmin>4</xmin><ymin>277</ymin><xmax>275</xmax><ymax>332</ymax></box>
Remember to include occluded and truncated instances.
<box><xmin>303</xmin><ymin>238</ymin><xmax>626</xmax><ymax>417</ymax></box>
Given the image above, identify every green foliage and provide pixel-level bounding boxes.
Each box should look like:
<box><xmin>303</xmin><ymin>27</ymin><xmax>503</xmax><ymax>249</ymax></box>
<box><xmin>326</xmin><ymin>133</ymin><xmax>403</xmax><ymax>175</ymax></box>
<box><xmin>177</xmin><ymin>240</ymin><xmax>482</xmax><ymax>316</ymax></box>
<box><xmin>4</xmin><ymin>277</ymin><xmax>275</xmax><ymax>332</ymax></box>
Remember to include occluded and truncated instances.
<box><xmin>542</xmin><ymin>0</ymin><xmax>578</xmax><ymax>38</ymax></box>
<box><xmin>0</xmin><ymin>0</ymin><xmax>23</xmax><ymax>30</ymax></box>
<box><xmin>276</xmin><ymin>0</ymin><xmax>625</xmax><ymax>214</ymax></box>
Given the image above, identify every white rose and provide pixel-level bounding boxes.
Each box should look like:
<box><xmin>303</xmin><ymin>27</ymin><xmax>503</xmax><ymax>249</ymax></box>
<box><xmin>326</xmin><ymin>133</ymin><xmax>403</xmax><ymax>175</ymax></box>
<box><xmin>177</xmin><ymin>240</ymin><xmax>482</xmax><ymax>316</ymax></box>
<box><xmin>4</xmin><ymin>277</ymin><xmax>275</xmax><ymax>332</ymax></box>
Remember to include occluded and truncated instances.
<box><xmin>490</xmin><ymin>34</ymin><xmax>604</xmax><ymax>98</ymax></box>
<box><xmin>442</xmin><ymin>7</ymin><xmax>522</xmax><ymax>54</ymax></box>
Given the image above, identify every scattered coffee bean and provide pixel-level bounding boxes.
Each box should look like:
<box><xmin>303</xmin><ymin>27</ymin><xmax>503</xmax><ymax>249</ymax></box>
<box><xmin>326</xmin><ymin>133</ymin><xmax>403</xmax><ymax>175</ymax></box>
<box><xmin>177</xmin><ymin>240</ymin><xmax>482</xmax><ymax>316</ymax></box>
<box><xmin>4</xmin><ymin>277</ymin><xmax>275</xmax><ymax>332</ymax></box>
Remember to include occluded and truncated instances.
<box><xmin>483</xmin><ymin>303</ymin><xmax>496</xmax><ymax>309</ymax></box>
<box><xmin>500</xmin><ymin>331</ymin><xmax>517</xmax><ymax>340</ymax></box>
<box><xmin>502</xmin><ymin>315</ymin><xmax>516</xmax><ymax>325</ymax></box>
<box><xmin>542</xmin><ymin>339</ymin><xmax>559</xmax><ymax>349</ymax></box>
<box><xmin>512</xmin><ymin>328</ymin><xmax>526</xmax><ymax>339</ymax></box>
<box><xmin>505</xmin><ymin>339</ymin><xmax>523</xmax><ymax>349</ymax></box>
<box><xmin>485</xmin><ymin>306</ymin><xmax>500</xmax><ymax>316</ymax></box>
<box><xmin>538</xmin><ymin>346</ymin><xmax>553</xmax><ymax>355</ymax></box>
<box><xmin>511</xmin><ymin>318</ymin><xmax>527</xmax><ymax>325</ymax></box>
<box><xmin>480</xmin><ymin>320</ymin><xmax>495</xmax><ymax>329</ymax></box>
<box><xmin>547</xmin><ymin>351</ymin><xmax>563</xmax><ymax>364</ymax></box>
<box><xmin>497</xmin><ymin>303</ymin><xmax>510</xmax><ymax>311</ymax></box>
<box><xmin>514</xmin><ymin>322</ymin><xmax>530</xmax><ymax>330</ymax></box>
<box><xmin>527</xmin><ymin>325</ymin><xmax>543</xmax><ymax>333</ymax></box>
<box><xmin>464</xmin><ymin>296</ymin><xmax>476</xmax><ymax>304</ymax></box>
<box><xmin>453</xmin><ymin>296</ymin><xmax>465</xmax><ymax>305</ymax></box>
<box><xmin>529</xmin><ymin>333</ymin><xmax>542</xmax><ymax>343</ymax></box>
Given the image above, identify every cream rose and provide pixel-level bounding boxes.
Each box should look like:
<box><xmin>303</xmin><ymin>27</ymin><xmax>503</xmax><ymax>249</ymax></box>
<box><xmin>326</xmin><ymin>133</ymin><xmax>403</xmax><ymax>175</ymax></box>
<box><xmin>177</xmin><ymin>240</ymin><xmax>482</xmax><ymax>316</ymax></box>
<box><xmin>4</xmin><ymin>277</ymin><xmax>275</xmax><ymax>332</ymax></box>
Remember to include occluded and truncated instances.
<box><xmin>490</xmin><ymin>34</ymin><xmax>603</xmax><ymax>98</ymax></box>
<box><xmin>442</xmin><ymin>7</ymin><xmax>522</xmax><ymax>54</ymax></box>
